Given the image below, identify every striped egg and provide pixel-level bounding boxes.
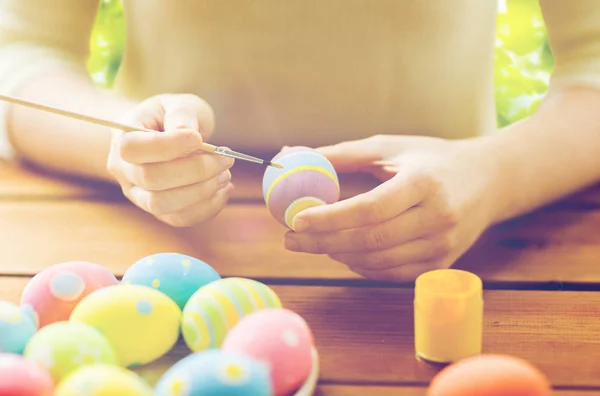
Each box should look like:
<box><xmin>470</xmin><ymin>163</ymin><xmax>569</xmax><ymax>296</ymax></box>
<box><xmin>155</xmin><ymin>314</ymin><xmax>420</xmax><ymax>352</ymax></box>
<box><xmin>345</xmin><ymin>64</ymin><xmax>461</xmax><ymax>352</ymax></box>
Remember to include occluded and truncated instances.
<box><xmin>263</xmin><ymin>146</ymin><xmax>339</xmax><ymax>229</ymax></box>
<box><xmin>181</xmin><ymin>277</ymin><xmax>281</xmax><ymax>352</ymax></box>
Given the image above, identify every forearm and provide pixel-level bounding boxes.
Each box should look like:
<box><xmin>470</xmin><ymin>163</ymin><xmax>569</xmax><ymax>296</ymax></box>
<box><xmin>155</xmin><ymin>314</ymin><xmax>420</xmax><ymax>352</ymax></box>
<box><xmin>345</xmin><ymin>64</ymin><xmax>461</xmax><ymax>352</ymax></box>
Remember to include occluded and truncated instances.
<box><xmin>7</xmin><ymin>68</ymin><xmax>137</xmax><ymax>182</ymax></box>
<box><xmin>479</xmin><ymin>86</ymin><xmax>600</xmax><ymax>224</ymax></box>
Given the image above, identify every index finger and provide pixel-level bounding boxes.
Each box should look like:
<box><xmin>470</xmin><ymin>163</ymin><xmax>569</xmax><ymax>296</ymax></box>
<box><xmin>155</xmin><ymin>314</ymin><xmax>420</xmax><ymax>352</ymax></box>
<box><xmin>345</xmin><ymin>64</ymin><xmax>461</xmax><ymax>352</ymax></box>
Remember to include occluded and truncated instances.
<box><xmin>292</xmin><ymin>171</ymin><xmax>428</xmax><ymax>233</ymax></box>
<box><xmin>118</xmin><ymin>128</ymin><xmax>205</xmax><ymax>164</ymax></box>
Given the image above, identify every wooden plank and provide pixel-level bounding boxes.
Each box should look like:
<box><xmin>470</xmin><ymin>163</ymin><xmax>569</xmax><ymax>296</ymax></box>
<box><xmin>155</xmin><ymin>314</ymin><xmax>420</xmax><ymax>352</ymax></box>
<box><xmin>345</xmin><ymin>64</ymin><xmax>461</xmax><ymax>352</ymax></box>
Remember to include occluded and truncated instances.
<box><xmin>4</xmin><ymin>159</ymin><xmax>600</xmax><ymax>208</ymax></box>
<box><xmin>0</xmin><ymin>160</ymin><xmax>380</xmax><ymax>201</ymax></box>
<box><xmin>316</xmin><ymin>385</ymin><xmax>426</xmax><ymax>396</ymax></box>
<box><xmin>1</xmin><ymin>277</ymin><xmax>599</xmax><ymax>389</ymax></box>
<box><xmin>2</xmin><ymin>199</ymin><xmax>600</xmax><ymax>284</ymax></box>
<box><xmin>316</xmin><ymin>385</ymin><xmax>596</xmax><ymax>396</ymax></box>
<box><xmin>0</xmin><ymin>200</ymin><xmax>357</xmax><ymax>279</ymax></box>
<box><xmin>0</xmin><ymin>161</ymin><xmax>99</xmax><ymax>198</ymax></box>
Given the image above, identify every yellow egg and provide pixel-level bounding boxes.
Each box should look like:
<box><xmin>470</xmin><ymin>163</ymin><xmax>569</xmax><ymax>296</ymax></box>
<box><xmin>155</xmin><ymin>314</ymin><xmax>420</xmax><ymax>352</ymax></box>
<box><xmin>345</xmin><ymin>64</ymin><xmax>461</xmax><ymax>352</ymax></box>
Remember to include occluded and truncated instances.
<box><xmin>70</xmin><ymin>285</ymin><xmax>181</xmax><ymax>367</ymax></box>
<box><xmin>54</xmin><ymin>363</ymin><xmax>153</xmax><ymax>396</ymax></box>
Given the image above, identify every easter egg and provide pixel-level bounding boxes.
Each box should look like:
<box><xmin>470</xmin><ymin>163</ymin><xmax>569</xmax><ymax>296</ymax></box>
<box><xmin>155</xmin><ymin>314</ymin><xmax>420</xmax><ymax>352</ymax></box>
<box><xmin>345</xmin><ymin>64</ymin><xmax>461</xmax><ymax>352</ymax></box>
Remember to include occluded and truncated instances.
<box><xmin>222</xmin><ymin>308</ymin><xmax>315</xmax><ymax>396</ymax></box>
<box><xmin>0</xmin><ymin>301</ymin><xmax>38</xmax><ymax>354</ymax></box>
<box><xmin>155</xmin><ymin>349</ymin><xmax>272</xmax><ymax>396</ymax></box>
<box><xmin>20</xmin><ymin>261</ymin><xmax>118</xmax><ymax>328</ymax></box>
<box><xmin>181</xmin><ymin>277</ymin><xmax>281</xmax><ymax>351</ymax></box>
<box><xmin>70</xmin><ymin>284</ymin><xmax>181</xmax><ymax>367</ymax></box>
<box><xmin>427</xmin><ymin>354</ymin><xmax>552</xmax><ymax>396</ymax></box>
<box><xmin>122</xmin><ymin>253</ymin><xmax>221</xmax><ymax>309</ymax></box>
<box><xmin>23</xmin><ymin>321</ymin><xmax>117</xmax><ymax>383</ymax></box>
<box><xmin>0</xmin><ymin>353</ymin><xmax>54</xmax><ymax>396</ymax></box>
<box><xmin>54</xmin><ymin>364</ymin><xmax>153</xmax><ymax>396</ymax></box>
<box><xmin>263</xmin><ymin>146</ymin><xmax>339</xmax><ymax>229</ymax></box>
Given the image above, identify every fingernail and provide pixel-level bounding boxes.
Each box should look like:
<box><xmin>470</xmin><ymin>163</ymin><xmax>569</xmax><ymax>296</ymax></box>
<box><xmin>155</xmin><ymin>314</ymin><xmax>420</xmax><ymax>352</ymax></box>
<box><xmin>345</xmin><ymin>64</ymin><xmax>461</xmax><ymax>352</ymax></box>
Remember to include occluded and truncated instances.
<box><xmin>284</xmin><ymin>235</ymin><xmax>300</xmax><ymax>251</ymax></box>
<box><xmin>218</xmin><ymin>171</ymin><xmax>230</xmax><ymax>186</ymax></box>
<box><xmin>292</xmin><ymin>217</ymin><xmax>309</xmax><ymax>232</ymax></box>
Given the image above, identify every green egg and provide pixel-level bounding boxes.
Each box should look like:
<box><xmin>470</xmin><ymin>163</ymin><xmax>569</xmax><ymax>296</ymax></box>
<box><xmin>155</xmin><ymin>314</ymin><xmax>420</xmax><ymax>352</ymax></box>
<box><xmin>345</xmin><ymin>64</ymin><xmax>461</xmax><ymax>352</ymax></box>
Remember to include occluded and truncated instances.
<box><xmin>23</xmin><ymin>321</ymin><xmax>117</xmax><ymax>383</ymax></box>
<box><xmin>181</xmin><ymin>277</ymin><xmax>282</xmax><ymax>352</ymax></box>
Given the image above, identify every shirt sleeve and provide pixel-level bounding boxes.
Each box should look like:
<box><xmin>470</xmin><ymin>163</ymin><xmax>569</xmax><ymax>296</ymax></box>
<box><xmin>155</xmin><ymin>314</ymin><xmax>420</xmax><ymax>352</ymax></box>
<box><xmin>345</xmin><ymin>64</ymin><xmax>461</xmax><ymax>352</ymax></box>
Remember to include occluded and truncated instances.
<box><xmin>541</xmin><ymin>0</ymin><xmax>600</xmax><ymax>93</ymax></box>
<box><xmin>0</xmin><ymin>0</ymin><xmax>98</xmax><ymax>160</ymax></box>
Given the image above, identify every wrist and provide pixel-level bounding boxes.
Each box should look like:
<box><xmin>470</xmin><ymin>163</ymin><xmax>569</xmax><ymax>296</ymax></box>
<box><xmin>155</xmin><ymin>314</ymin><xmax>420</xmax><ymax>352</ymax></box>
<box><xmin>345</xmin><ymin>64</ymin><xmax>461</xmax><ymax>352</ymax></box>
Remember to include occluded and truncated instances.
<box><xmin>457</xmin><ymin>135</ymin><xmax>510</xmax><ymax>227</ymax></box>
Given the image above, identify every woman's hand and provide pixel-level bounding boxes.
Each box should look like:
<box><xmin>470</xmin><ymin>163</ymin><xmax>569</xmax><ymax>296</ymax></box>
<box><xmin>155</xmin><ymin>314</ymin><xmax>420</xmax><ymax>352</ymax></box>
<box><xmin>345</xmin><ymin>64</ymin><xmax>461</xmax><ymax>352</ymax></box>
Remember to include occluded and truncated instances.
<box><xmin>283</xmin><ymin>134</ymin><xmax>501</xmax><ymax>281</ymax></box>
<box><xmin>107</xmin><ymin>94</ymin><xmax>234</xmax><ymax>227</ymax></box>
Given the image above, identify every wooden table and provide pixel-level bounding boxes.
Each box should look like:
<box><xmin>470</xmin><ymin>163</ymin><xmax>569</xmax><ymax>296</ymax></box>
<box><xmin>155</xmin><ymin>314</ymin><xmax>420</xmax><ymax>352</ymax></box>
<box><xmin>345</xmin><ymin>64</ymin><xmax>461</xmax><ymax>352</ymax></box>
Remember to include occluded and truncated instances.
<box><xmin>2</xmin><ymin>159</ymin><xmax>600</xmax><ymax>395</ymax></box>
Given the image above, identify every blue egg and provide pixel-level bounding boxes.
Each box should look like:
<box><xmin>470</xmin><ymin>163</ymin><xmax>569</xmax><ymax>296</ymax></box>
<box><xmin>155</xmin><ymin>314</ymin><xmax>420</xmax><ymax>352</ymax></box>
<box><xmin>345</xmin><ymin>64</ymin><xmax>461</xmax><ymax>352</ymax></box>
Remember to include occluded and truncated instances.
<box><xmin>155</xmin><ymin>349</ymin><xmax>272</xmax><ymax>396</ymax></box>
<box><xmin>0</xmin><ymin>301</ymin><xmax>38</xmax><ymax>354</ymax></box>
<box><xmin>122</xmin><ymin>253</ymin><xmax>221</xmax><ymax>309</ymax></box>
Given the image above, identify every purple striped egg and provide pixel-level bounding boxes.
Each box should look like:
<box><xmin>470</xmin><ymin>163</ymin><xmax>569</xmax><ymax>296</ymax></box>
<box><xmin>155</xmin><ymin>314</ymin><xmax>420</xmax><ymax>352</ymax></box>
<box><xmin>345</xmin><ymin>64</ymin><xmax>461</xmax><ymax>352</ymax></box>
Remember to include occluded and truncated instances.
<box><xmin>263</xmin><ymin>147</ymin><xmax>340</xmax><ymax>229</ymax></box>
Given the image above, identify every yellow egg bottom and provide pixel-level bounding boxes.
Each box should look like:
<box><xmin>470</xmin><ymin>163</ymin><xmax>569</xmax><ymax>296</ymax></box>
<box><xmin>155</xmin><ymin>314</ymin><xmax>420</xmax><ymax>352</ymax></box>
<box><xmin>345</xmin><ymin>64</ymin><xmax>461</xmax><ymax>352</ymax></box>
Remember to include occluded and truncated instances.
<box><xmin>285</xmin><ymin>197</ymin><xmax>326</xmax><ymax>230</ymax></box>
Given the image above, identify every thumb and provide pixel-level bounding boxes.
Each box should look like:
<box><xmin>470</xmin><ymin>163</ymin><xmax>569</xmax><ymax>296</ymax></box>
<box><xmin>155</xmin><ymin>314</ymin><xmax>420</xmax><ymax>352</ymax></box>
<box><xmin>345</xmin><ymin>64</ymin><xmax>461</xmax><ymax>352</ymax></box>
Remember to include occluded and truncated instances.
<box><xmin>315</xmin><ymin>137</ymin><xmax>385</xmax><ymax>173</ymax></box>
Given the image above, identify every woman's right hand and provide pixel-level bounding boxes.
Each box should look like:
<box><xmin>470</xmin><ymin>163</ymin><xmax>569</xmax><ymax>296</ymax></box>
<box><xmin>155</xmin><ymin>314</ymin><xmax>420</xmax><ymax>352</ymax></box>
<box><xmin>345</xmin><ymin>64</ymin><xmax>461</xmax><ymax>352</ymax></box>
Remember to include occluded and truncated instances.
<box><xmin>107</xmin><ymin>94</ymin><xmax>234</xmax><ymax>227</ymax></box>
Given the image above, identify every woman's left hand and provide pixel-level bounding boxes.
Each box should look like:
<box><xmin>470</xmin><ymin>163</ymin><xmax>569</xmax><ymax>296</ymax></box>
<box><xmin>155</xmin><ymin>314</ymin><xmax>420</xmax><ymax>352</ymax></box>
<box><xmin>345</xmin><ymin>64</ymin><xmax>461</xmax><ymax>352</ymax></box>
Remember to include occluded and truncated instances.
<box><xmin>283</xmin><ymin>134</ymin><xmax>501</xmax><ymax>281</ymax></box>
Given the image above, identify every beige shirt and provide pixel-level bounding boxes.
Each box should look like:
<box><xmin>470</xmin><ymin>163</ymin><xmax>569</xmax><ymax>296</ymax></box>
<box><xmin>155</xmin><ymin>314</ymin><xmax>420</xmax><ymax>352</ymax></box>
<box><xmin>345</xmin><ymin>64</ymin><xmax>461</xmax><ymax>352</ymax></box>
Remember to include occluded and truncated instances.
<box><xmin>1</xmin><ymin>0</ymin><xmax>599</xmax><ymax>157</ymax></box>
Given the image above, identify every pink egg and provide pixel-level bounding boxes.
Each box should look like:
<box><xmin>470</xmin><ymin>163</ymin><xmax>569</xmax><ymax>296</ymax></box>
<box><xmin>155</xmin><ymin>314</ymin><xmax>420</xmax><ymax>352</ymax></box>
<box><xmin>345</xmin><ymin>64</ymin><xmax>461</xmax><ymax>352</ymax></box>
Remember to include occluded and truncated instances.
<box><xmin>222</xmin><ymin>308</ymin><xmax>314</xmax><ymax>396</ymax></box>
<box><xmin>20</xmin><ymin>261</ymin><xmax>118</xmax><ymax>328</ymax></box>
<box><xmin>0</xmin><ymin>353</ymin><xmax>54</xmax><ymax>395</ymax></box>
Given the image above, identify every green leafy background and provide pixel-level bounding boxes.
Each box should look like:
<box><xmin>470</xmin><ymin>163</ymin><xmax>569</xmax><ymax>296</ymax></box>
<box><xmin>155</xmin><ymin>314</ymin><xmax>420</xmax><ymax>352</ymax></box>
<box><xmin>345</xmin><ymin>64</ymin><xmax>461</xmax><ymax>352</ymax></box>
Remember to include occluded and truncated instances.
<box><xmin>87</xmin><ymin>0</ymin><xmax>555</xmax><ymax>128</ymax></box>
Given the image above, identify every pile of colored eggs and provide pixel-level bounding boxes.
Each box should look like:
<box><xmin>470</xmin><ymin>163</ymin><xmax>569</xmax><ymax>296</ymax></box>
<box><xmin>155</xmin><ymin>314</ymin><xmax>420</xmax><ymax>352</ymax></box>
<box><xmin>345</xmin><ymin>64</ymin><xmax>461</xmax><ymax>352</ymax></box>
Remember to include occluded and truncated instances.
<box><xmin>0</xmin><ymin>252</ymin><xmax>317</xmax><ymax>395</ymax></box>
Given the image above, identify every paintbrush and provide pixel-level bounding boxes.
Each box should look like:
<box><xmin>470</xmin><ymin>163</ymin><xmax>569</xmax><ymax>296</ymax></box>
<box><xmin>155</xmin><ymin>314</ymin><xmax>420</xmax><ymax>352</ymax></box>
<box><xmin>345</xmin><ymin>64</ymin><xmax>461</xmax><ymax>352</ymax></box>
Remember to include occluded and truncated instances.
<box><xmin>0</xmin><ymin>93</ymin><xmax>282</xmax><ymax>168</ymax></box>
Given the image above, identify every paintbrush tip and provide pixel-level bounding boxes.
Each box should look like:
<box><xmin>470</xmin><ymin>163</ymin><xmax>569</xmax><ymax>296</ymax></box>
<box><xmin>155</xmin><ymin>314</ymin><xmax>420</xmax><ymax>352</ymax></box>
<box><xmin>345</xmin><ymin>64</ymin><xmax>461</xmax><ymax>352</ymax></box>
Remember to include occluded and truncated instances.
<box><xmin>268</xmin><ymin>161</ymin><xmax>283</xmax><ymax>169</ymax></box>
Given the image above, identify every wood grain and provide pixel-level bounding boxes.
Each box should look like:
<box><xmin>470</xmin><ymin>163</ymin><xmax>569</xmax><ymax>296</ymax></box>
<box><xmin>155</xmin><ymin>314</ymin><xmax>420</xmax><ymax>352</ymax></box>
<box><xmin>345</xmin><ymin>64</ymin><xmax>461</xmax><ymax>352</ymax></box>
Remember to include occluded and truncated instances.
<box><xmin>0</xmin><ymin>161</ymin><xmax>99</xmax><ymax>199</ymax></box>
<box><xmin>1</xmin><ymin>276</ymin><xmax>599</xmax><ymax>390</ymax></box>
<box><xmin>2</xmin><ymin>199</ymin><xmax>600</xmax><ymax>284</ymax></box>
<box><xmin>315</xmin><ymin>386</ymin><xmax>597</xmax><ymax>396</ymax></box>
<box><xmin>0</xmin><ymin>160</ymin><xmax>381</xmax><ymax>202</ymax></box>
<box><xmin>5</xmin><ymin>159</ymin><xmax>600</xmax><ymax>208</ymax></box>
<box><xmin>314</xmin><ymin>385</ymin><xmax>426</xmax><ymax>396</ymax></box>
